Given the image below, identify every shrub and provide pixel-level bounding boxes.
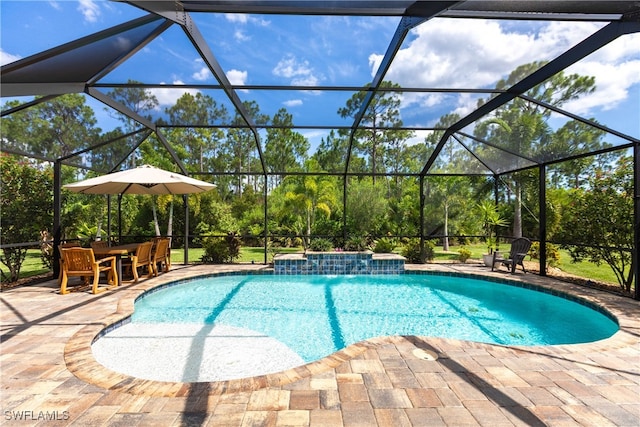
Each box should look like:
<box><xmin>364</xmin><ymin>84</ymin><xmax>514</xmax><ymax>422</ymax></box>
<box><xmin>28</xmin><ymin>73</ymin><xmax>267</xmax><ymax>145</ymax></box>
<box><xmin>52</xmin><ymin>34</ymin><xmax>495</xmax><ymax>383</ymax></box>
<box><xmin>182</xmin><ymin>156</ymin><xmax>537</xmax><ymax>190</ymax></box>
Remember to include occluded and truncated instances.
<box><xmin>201</xmin><ymin>232</ymin><xmax>242</xmax><ymax>263</ymax></box>
<box><xmin>267</xmin><ymin>240</ymin><xmax>282</xmax><ymax>262</ymax></box>
<box><xmin>344</xmin><ymin>236</ymin><xmax>369</xmax><ymax>251</ymax></box>
<box><xmin>309</xmin><ymin>238</ymin><xmax>333</xmax><ymax>252</ymax></box>
<box><xmin>529</xmin><ymin>241</ymin><xmax>560</xmax><ymax>268</ymax></box>
<box><xmin>226</xmin><ymin>232</ymin><xmax>242</xmax><ymax>262</ymax></box>
<box><xmin>402</xmin><ymin>239</ymin><xmax>435</xmax><ymax>263</ymax></box>
<box><xmin>373</xmin><ymin>237</ymin><xmax>396</xmax><ymax>253</ymax></box>
<box><xmin>458</xmin><ymin>246</ymin><xmax>472</xmax><ymax>263</ymax></box>
<box><xmin>40</xmin><ymin>230</ymin><xmax>54</xmax><ymax>270</ymax></box>
<box><xmin>201</xmin><ymin>237</ymin><xmax>228</xmax><ymax>263</ymax></box>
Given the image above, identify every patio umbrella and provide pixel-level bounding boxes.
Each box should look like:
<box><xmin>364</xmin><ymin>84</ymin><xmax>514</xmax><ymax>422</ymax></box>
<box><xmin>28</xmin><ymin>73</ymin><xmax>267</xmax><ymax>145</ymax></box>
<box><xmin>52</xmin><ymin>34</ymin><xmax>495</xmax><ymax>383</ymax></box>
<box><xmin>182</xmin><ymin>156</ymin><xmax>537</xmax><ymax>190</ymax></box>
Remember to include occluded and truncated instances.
<box><xmin>63</xmin><ymin>164</ymin><xmax>215</xmax><ymax>195</ymax></box>
<box><xmin>64</xmin><ymin>165</ymin><xmax>215</xmax><ymax>253</ymax></box>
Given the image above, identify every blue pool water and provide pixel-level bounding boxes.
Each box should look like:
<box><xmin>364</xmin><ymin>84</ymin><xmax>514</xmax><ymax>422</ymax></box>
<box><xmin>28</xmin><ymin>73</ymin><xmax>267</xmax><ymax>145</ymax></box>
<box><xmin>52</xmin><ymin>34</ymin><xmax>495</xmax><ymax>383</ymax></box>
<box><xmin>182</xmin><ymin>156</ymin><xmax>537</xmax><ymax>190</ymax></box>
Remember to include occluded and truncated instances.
<box><xmin>131</xmin><ymin>274</ymin><xmax>618</xmax><ymax>362</ymax></box>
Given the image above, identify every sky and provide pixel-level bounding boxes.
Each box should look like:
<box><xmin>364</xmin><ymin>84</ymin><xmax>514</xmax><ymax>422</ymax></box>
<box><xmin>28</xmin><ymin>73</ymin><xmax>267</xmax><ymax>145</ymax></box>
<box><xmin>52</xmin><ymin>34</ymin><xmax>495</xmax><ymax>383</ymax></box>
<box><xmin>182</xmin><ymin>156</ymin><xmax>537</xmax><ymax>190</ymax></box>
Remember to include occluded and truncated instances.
<box><xmin>1</xmin><ymin>0</ymin><xmax>639</xmax><ymax>152</ymax></box>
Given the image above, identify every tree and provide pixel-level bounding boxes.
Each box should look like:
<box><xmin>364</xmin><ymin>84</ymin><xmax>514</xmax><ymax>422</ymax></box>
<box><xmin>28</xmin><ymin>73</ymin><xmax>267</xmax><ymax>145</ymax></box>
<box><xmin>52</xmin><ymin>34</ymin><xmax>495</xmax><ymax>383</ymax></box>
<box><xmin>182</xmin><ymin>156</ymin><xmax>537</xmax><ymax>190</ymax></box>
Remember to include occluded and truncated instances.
<box><xmin>558</xmin><ymin>156</ymin><xmax>634</xmax><ymax>292</ymax></box>
<box><xmin>165</xmin><ymin>92</ymin><xmax>228</xmax><ymax>172</ymax></box>
<box><xmin>106</xmin><ymin>80</ymin><xmax>159</xmax><ymax>168</ymax></box>
<box><xmin>1</xmin><ymin>94</ymin><xmax>100</xmax><ymax>160</ymax></box>
<box><xmin>223</xmin><ymin>101</ymin><xmax>267</xmax><ymax>196</ymax></box>
<box><xmin>475</xmin><ymin>62</ymin><xmax>598</xmax><ymax>237</ymax></box>
<box><xmin>313</xmin><ymin>130</ymin><xmax>349</xmax><ymax>173</ymax></box>
<box><xmin>346</xmin><ymin>178</ymin><xmax>388</xmax><ymax>237</ymax></box>
<box><xmin>0</xmin><ymin>156</ymin><xmax>53</xmax><ymax>282</ymax></box>
<box><xmin>423</xmin><ymin>113</ymin><xmax>473</xmax><ymax>249</ymax></box>
<box><xmin>547</xmin><ymin>120</ymin><xmax>617</xmax><ymax>189</ymax></box>
<box><xmin>283</xmin><ymin>160</ymin><xmax>337</xmax><ymax>248</ymax></box>
<box><xmin>264</xmin><ymin>108</ymin><xmax>310</xmax><ymax>189</ymax></box>
<box><xmin>338</xmin><ymin>81</ymin><xmax>410</xmax><ymax>182</ymax></box>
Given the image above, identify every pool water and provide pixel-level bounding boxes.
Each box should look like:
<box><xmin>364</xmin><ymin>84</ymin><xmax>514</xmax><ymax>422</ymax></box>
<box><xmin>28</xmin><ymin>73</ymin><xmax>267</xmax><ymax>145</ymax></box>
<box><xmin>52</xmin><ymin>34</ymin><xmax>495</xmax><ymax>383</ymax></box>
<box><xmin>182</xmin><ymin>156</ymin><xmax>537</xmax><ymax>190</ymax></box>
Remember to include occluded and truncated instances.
<box><xmin>131</xmin><ymin>274</ymin><xmax>618</xmax><ymax>362</ymax></box>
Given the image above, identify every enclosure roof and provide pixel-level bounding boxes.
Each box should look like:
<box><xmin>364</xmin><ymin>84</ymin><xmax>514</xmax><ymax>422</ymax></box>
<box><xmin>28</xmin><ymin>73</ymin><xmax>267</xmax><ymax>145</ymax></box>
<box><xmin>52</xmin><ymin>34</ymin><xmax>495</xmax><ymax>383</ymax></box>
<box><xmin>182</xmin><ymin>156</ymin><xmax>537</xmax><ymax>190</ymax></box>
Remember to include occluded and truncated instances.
<box><xmin>1</xmin><ymin>0</ymin><xmax>639</xmax><ymax>176</ymax></box>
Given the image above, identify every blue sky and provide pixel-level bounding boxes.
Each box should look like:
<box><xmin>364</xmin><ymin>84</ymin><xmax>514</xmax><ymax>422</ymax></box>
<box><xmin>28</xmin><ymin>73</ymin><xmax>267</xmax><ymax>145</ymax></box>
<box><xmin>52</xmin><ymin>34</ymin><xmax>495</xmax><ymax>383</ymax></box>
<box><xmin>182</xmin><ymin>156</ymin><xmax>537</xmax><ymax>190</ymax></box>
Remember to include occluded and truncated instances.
<box><xmin>2</xmin><ymin>1</ymin><xmax>639</xmax><ymax>151</ymax></box>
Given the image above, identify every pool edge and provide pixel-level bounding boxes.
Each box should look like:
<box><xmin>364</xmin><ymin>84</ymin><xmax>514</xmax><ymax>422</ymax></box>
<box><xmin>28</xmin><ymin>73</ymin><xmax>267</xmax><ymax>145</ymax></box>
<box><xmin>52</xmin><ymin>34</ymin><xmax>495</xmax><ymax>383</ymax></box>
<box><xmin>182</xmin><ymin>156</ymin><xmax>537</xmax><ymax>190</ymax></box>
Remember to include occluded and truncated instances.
<box><xmin>64</xmin><ymin>264</ymin><xmax>637</xmax><ymax>397</ymax></box>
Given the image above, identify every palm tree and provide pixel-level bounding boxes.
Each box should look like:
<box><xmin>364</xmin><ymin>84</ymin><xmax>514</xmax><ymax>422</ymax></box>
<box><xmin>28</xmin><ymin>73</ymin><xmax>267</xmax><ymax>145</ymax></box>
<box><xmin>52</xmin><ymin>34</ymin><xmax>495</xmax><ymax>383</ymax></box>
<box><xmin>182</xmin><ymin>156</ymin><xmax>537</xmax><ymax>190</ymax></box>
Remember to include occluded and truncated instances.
<box><xmin>284</xmin><ymin>162</ymin><xmax>337</xmax><ymax>248</ymax></box>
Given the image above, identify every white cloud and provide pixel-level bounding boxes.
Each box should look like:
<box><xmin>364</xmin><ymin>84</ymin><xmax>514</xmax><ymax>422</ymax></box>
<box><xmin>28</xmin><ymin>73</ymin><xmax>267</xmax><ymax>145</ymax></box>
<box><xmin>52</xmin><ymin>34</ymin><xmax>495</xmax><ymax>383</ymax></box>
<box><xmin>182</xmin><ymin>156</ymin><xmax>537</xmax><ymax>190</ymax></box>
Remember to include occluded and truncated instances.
<box><xmin>0</xmin><ymin>49</ymin><xmax>21</xmax><ymax>66</ymax></box>
<box><xmin>152</xmin><ymin>80</ymin><xmax>199</xmax><ymax>108</ymax></box>
<box><xmin>564</xmin><ymin>34</ymin><xmax>640</xmax><ymax>113</ymax></box>
<box><xmin>234</xmin><ymin>29</ymin><xmax>250</xmax><ymax>42</ymax></box>
<box><xmin>284</xmin><ymin>99</ymin><xmax>303</xmax><ymax>107</ymax></box>
<box><xmin>227</xmin><ymin>69</ymin><xmax>248</xmax><ymax>85</ymax></box>
<box><xmin>226</xmin><ymin>14</ymin><xmax>248</xmax><ymax>24</ymax></box>
<box><xmin>192</xmin><ymin>66</ymin><xmax>212</xmax><ymax>81</ymax></box>
<box><xmin>273</xmin><ymin>55</ymin><xmax>322</xmax><ymax>86</ymax></box>
<box><xmin>405</xmin><ymin>130</ymin><xmax>432</xmax><ymax>146</ymax></box>
<box><xmin>273</xmin><ymin>55</ymin><xmax>310</xmax><ymax>78</ymax></box>
<box><xmin>378</xmin><ymin>18</ymin><xmax>638</xmax><ymax>118</ymax></box>
<box><xmin>225</xmin><ymin>13</ymin><xmax>270</xmax><ymax>26</ymax></box>
<box><xmin>77</xmin><ymin>0</ymin><xmax>100</xmax><ymax>23</ymax></box>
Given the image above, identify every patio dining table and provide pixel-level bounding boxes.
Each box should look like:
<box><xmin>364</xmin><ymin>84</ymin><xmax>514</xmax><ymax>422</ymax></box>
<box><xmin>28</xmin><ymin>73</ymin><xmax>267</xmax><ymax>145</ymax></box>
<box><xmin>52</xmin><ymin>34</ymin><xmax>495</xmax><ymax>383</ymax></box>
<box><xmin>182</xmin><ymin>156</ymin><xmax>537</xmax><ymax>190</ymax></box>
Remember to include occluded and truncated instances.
<box><xmin>92</xmin><ymin>243</ymin><xmax>140</xmax><ymax>284</ymax></box>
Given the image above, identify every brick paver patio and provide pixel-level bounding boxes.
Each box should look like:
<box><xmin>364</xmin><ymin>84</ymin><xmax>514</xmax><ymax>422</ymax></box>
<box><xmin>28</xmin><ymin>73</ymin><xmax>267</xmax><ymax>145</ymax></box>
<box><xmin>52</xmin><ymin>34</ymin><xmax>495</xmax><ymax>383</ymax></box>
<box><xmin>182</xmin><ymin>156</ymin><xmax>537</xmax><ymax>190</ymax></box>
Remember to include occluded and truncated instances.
<box><xmin>1</xmin><ymin>263</ymin><xmax>638</xmax><ymax>426</ymax></box>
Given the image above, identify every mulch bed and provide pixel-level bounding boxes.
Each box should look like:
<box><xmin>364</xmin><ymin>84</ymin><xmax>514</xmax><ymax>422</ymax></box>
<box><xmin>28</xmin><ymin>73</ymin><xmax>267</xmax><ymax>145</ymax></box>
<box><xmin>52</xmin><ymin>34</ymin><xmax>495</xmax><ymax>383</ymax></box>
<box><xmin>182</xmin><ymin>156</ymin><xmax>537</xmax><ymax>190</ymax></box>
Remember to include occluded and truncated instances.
<box><xmin>1</xmin><ymin>273</ymin><xmax>55</xmax><ymax>291</ymax></box>
<box><xmin>522</xmin><ymin>261</ymin><xmax>632</xmax><ymax>298</ymax></box>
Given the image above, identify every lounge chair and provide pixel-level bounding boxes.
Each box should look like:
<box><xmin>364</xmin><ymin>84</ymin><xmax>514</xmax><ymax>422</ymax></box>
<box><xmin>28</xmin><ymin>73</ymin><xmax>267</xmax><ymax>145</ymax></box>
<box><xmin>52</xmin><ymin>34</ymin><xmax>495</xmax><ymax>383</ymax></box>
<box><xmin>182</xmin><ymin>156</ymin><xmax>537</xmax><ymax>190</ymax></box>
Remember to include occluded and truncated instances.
<box><xmin>59</xmin><ymin>247</ymin><xmax>118</xmax><ymax>294</ymax></box>
<box><xmin>151</xmin><ymin>237</ymin><xmax>171</xmax><ymax>276</ymax></box>
<box><xmin>123</xmin><ymin>241</ymin><xmax>154</xmax><ymax>282</ymax></box>
<box><xmin>492</xmin><ymin>237</ymin><xmax>532</xmax><ymax>274</ymax></box>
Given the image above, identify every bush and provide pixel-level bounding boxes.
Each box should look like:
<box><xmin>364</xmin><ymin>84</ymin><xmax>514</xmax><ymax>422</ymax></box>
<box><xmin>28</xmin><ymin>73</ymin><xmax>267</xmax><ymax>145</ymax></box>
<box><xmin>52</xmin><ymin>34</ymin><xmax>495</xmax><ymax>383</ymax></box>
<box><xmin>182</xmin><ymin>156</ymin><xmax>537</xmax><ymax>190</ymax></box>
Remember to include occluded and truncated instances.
<box><xmin>458</xmin><ymin>246</ymin><xmax>472</xmax><ymax>263</ymax></box>
<box><xmin>226</xmin><ymin>232</ymin><xmax>242</xmax><ymax>262</ymax></box>
<box><xmin>344</xmin><ymin>236</ymin><xmax>369</xmax><ymax>251</ymax></box>
<box><xmin>201</xmin><ymin>237</ymin><xmax>228</xmax><ymax>263</ymax></box>
<box><xmin>309</xmin><ymin>238</ymin><xmax>334</xmax><ymax>252</ymax></box>
<box><xmin>201</xmin><ymin>232</ymin><xmax>242</xmax><ymax>263</ymax></box>
<box><xmin>402</xmin><ymin>239</ymin><xmax>435</xmax><ymax>263</ymax></box>
<box><xmin>373</xmin><ymin>237</ymin><xmax>396</xmax><ymax>253</ymax></box>
<box><xmin>529</xmin><ymin>241</ymin><xmax>560</xmax><ymax>268</ymax></box>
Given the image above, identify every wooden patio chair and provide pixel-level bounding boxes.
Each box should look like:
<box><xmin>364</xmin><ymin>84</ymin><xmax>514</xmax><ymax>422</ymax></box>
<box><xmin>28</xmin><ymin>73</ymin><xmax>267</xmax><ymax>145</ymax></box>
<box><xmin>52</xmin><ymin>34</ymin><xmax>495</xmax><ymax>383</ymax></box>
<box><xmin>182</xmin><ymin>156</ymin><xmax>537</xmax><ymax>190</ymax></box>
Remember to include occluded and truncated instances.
<box><xmin>123</xmin><ymin>241</ymin><xmax>154</xmax><ymax>282</ymax></box>
<box><xmin>59</xmin><ymin>247</ymin><xmax>118</xmax><ymax>294</ymax></box>
<box><xmin>151</xmin><ymin>238</ymin><xmax>171</xmax><ymax>276</ymax></box>
<box><xmin>492</xmin><ymin>237</ymin><xmax>532</xmax><ymax>274</ymax></box>
<box><xmin>90</xmin><ymin>240</ymin><xmax>109</xmax><ymax>259</ymax></box>
<box><xmin>57</xmin><ymin>242</ymin><xmax>82</xmax><ymax>285</ymax></box>
<box><xmin>90</xmin><ymin>240</ymin><xmax>109</xmax><ymax>249</ymax></box>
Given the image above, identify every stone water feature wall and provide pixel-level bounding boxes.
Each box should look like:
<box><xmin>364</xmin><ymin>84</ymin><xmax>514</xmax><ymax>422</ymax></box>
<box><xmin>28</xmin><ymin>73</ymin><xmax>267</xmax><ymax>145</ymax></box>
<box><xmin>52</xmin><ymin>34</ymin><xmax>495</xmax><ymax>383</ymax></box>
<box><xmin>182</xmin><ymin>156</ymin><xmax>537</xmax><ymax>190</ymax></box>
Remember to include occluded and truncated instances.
<box><xmin>273</xmin><ymin>251</ymin><xmax>405</xmax><ymax>275</ymax></box>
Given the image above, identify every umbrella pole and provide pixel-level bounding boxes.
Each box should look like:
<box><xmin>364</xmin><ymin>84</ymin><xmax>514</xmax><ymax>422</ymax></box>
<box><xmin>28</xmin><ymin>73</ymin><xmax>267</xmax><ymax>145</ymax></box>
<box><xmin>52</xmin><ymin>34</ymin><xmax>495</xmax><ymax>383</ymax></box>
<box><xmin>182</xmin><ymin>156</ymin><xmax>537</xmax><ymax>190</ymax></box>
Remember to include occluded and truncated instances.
<box><xmin>183</xmin><ymin>194</ymin><xmax>189</xmax><ymax>265</ymax></box>
<box><xmin>118</xmin><ymin>194</ymin><xmax>123</xmax><ymax>244</ymax></box>
<box><xmin>107</xmin><ymin>195</ymin><xmax>112</xmax><ymax>246</ymax></box>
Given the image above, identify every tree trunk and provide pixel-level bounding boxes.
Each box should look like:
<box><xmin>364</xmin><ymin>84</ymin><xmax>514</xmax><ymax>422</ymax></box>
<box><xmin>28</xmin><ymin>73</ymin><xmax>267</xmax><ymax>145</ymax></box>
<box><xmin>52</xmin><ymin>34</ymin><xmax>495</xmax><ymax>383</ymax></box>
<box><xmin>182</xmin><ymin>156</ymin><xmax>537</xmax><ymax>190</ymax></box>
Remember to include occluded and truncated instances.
<box><xmin>443</xmin><ymin>202</ymin><xmax>450</xmax><ymax>251</ymax></box>
<box><xmin>513</xmin><ymin>181</ymin><xmax>522</xmax><ymax>238</ymax></box>
<box><xmin>152</xmin><ymin>201</ymin><xmax>161</xmax><ymax>236</ymax></box>
<box><xmin>95</xmin><ymin>219</ymin><xmax>103</xmax><ymax>240</ymax></box>
<box><xmin>166</xmin><ymin>200</ymin><xmax>174</xmax><ymax>238</ymax></box>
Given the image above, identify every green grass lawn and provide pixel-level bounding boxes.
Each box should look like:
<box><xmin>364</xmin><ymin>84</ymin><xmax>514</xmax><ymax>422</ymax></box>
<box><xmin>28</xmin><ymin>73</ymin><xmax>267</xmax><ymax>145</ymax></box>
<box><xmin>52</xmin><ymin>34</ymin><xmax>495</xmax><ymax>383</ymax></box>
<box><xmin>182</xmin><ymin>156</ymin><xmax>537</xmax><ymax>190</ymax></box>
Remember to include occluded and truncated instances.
<box><xmin>436</xmin><ymin>243</ymin><xmax>620</xmax><ymax>285</ymax></box>
<box><xmin>3</xmin><ymin>244</ymin><xmax>623</xmax><ymax>287</ymax></box>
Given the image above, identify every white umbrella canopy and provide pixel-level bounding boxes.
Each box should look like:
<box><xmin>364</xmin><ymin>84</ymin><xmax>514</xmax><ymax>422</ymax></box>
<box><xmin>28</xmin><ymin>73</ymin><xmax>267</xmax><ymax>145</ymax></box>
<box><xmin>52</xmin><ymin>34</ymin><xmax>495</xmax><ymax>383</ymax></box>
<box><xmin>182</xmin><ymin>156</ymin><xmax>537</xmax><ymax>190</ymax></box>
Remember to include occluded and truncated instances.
<box><xmin>63</xmin><ymin>165</ymin><xmax>215</xmax><ymax>195</ymax></box>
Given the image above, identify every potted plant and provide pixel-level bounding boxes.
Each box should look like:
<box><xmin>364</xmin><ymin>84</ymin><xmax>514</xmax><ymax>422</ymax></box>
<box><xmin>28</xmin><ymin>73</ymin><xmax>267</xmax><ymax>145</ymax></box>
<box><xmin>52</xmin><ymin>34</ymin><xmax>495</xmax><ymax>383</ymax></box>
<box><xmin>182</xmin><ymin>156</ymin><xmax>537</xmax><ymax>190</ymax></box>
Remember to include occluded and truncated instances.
<box><xmin>477</xmin><ymin>201</ymin><xmax>508</xmax><ymax>266</ymax></box>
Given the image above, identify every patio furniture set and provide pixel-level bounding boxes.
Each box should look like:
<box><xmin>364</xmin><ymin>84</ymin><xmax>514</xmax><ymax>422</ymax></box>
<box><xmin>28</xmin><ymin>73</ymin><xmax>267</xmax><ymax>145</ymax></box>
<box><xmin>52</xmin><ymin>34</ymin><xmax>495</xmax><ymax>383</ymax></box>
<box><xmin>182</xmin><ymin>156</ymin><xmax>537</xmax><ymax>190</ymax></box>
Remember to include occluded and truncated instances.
<box><xmin>58</xmin><ymin>237</ymin><xmax>171</xmax><ymax>294</ymax></box>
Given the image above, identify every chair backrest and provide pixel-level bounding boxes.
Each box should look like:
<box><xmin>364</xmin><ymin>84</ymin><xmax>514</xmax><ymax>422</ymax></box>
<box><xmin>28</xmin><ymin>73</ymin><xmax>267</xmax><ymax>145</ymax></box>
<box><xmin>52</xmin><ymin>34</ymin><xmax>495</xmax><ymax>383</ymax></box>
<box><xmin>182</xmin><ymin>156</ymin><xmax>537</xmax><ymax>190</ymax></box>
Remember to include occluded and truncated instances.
<box><xmin>135</xmin><ymin>241</ymin><xmax>154</xmax><ymax>264</ymax></box>
<box><xmin>509</xmin><ymin>238</ymin><xmax>532</xmax><ymax>261</ymax></box>
<box><xmin>61</xmin><ymin>247</ymin><xmax>96</xmax><ymax>272</ymax></box>
<box><xmin>153</xmin><ymin>238</ymin><xmax>169</xmax><ymax>261</ymax></box>
<box><xmin>90</xmin><ymin>240</ymin><xmax>109</xmax><ymax>249</ymax></box>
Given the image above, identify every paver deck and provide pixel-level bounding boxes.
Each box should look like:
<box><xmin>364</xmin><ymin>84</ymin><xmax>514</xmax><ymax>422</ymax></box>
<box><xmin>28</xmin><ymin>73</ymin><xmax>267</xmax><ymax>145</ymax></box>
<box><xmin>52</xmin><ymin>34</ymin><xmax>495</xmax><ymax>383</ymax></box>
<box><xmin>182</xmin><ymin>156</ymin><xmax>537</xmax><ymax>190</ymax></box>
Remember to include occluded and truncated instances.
<box><xmin>1</xmin><ymin>263</ymin><xmax>638</xmax><ymax>426</ymax></box>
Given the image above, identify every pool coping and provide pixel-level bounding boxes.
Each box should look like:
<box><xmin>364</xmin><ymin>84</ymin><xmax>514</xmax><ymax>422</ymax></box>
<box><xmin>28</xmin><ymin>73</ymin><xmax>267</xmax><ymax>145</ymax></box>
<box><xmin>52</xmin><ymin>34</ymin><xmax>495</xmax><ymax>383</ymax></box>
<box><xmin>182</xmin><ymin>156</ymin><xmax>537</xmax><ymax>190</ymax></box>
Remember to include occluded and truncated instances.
<box><xmin>63</xmin><ymin>263</ymin><xmax>640</xmax><ymax>398</ymax></box>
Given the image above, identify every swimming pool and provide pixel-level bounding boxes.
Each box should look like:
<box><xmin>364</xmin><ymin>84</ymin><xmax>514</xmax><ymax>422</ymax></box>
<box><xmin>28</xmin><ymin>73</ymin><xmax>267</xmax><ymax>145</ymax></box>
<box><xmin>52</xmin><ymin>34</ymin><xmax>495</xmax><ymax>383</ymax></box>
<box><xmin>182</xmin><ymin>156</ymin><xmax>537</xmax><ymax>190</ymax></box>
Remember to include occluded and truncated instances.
<box><xmin>126</xmin><ymin>273</ymin><xmax>618</xmax><ymax>363</ymax></box>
